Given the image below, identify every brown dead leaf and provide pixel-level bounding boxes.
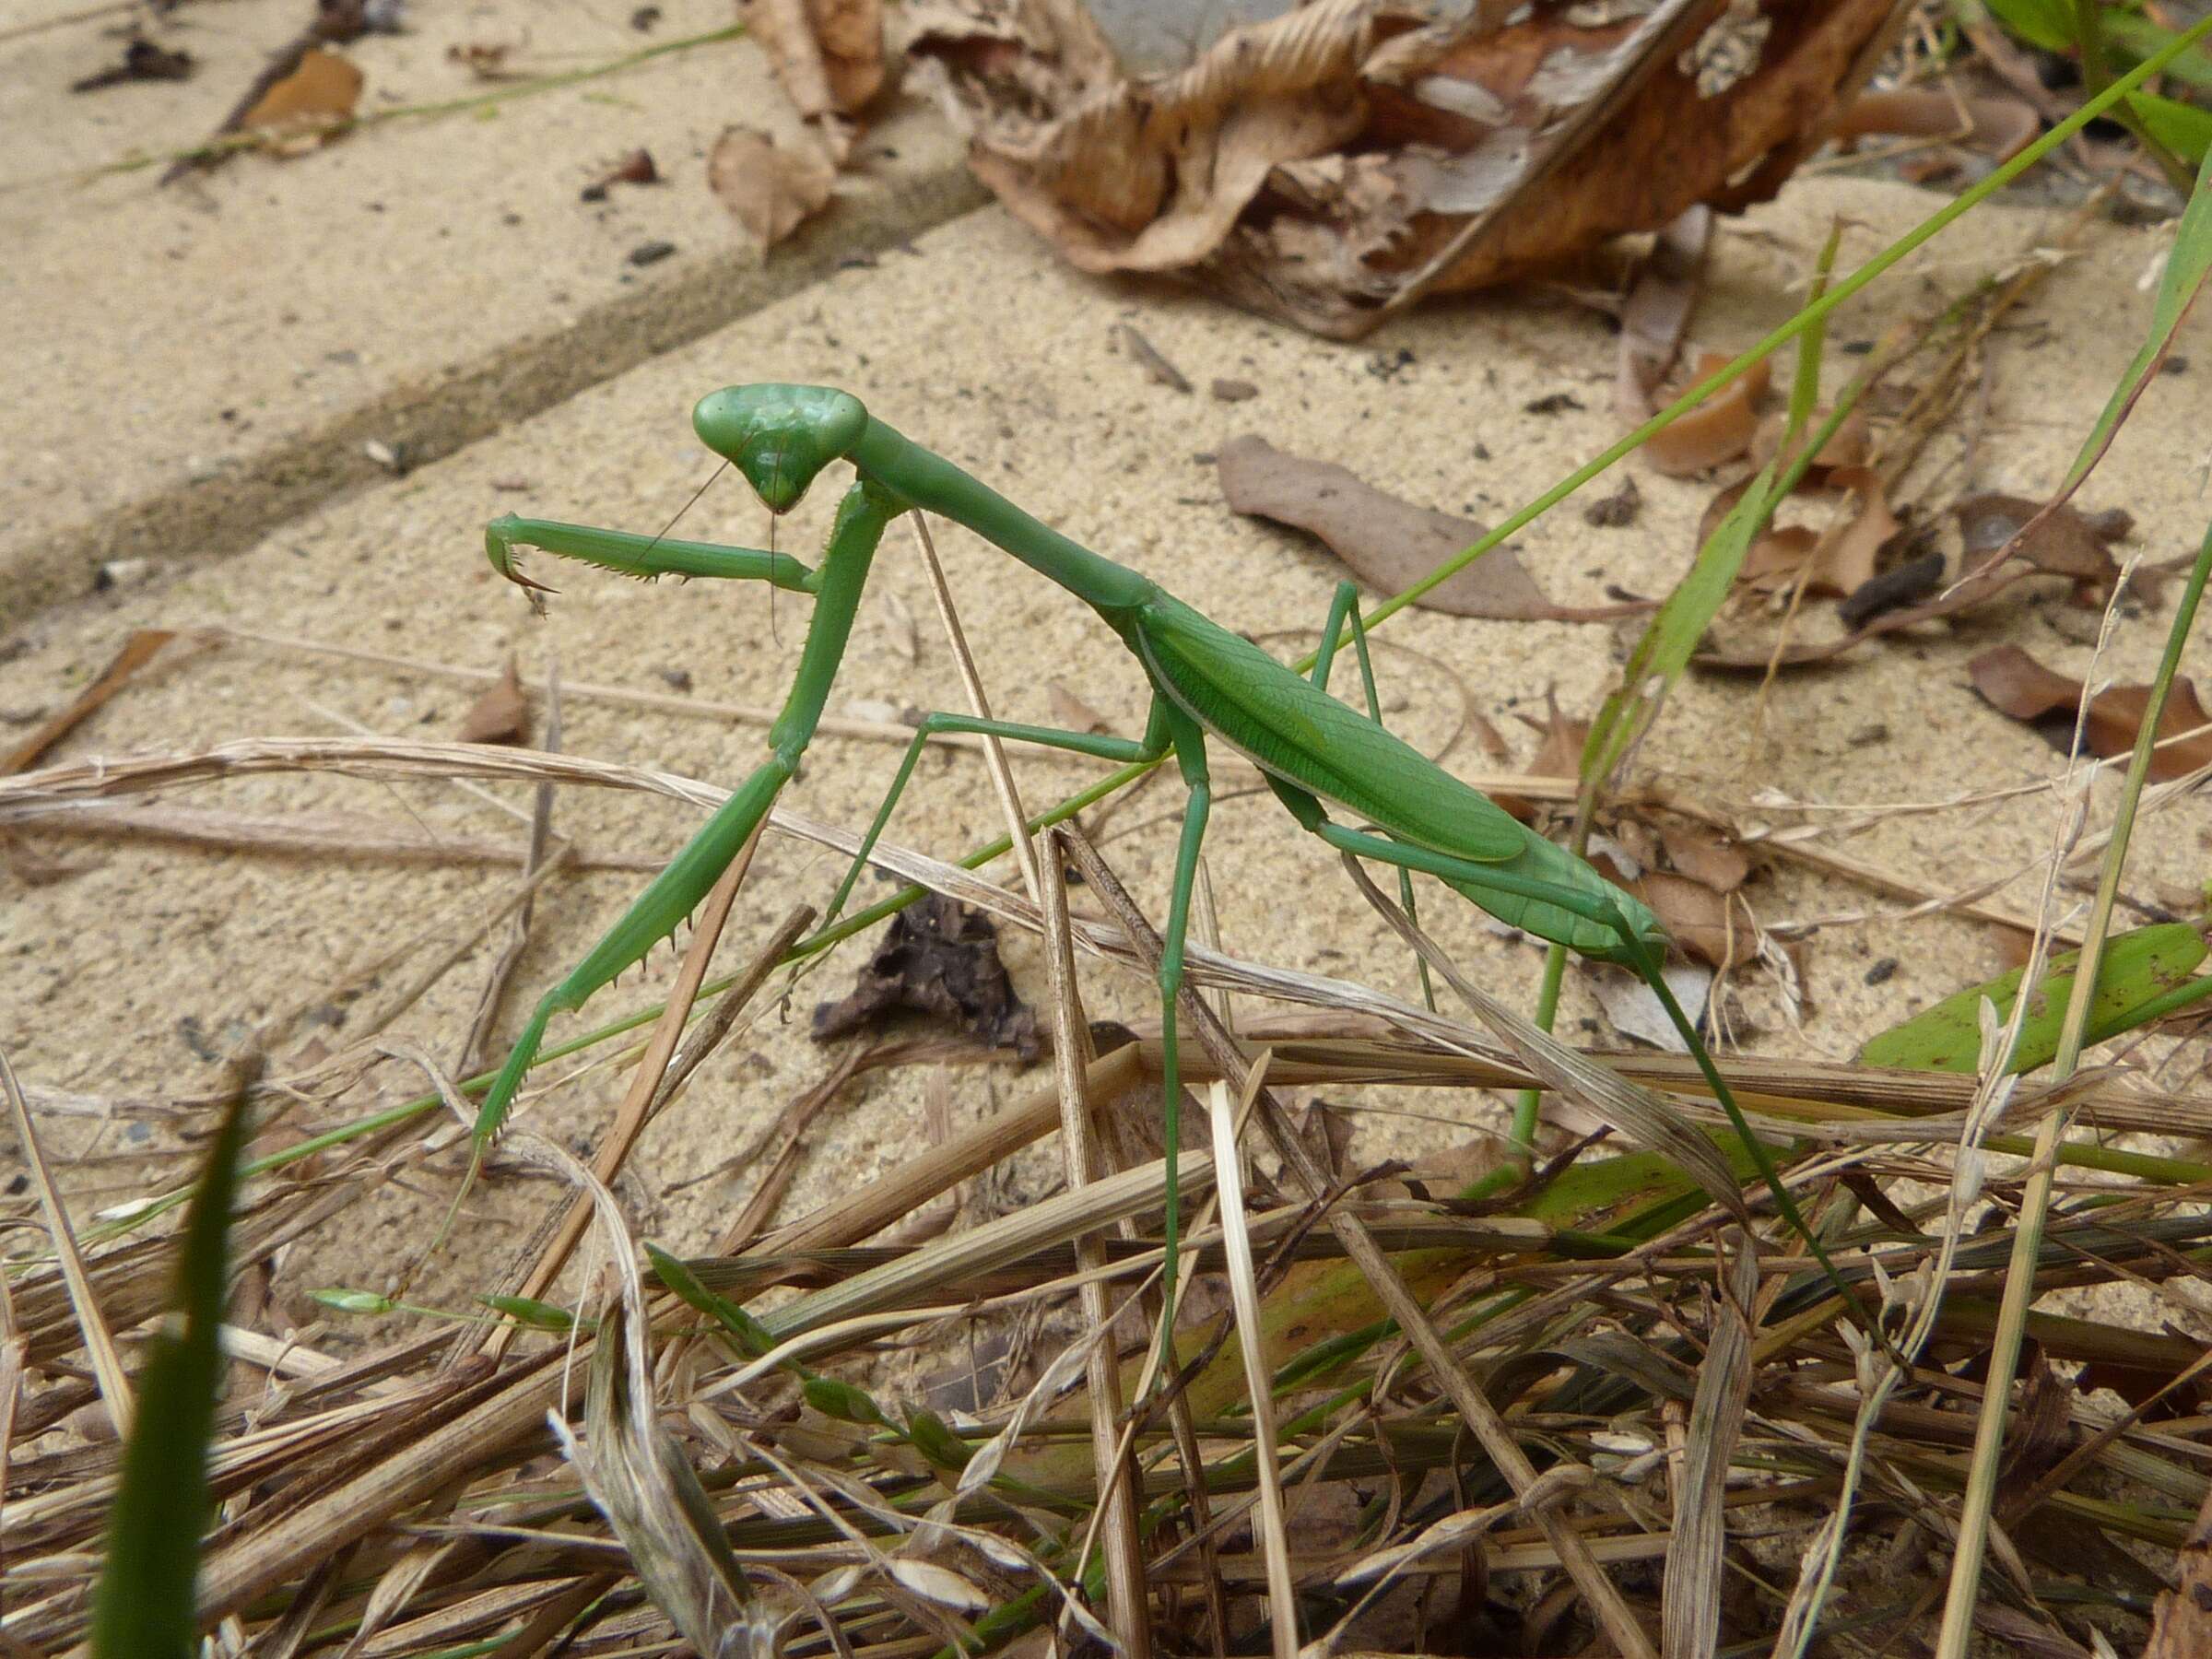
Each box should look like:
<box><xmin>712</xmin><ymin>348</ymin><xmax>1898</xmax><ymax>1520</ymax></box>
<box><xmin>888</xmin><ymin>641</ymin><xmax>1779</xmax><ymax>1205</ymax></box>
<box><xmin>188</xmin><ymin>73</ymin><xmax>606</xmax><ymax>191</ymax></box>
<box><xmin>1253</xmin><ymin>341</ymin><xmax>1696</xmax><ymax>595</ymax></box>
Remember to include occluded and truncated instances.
<box><xmin>1618</xmin><ymin>206</ymin><xmax>1712</xmax><ymax>418</ymax></box>
<box><xmin>1956</xmin><ymin>491</ymin><xmax>2124</xmax><ymax>605</ymax></box>
<box><xmin>909</xmin><ymin>0</ymin><xmax>1904</xmax><ymax>338</ymax></box>
<box><xmin>1969</xmin><ymin>645</ymin><xmax>2212</xmax><ymax>782</ymax></box>
<box><xmin>1832</xmin><ymin>84</ymin><xmax>2041</xmax><ymax>162</ymax></box>
<box><xmin>1642</xmin><ymin>352</ymin><xmax>1771</xmax><ymax>476</ymax></box>
<box><xmin>456</xmin><ymin>659</ymin><xmax>530</xmax><ymax>747</ymax></box>
<box><xmin>241</xmin><ymin>47</ymin><xmax>361</xmax><ymax>151</ymax></box>
<box><xmin>744</xmin><ymin>0</ymin><xmax>887</xmax><ymax>161</ymax></box>
<box><xmin>813</xmin><ymin>892</ymin><xmax>1038</xmax><ymax>1056</ymax></box>
<box><xmin>1635</xmin><ymin>871</ymin><xmax>1753</xmax><ymax>968</ymax></box>
<box><xmin>1492</xmin><ymin>695</ymin><xmax>1586</xmax><ymax>820</ymax></box>
<box><xmin>1751</xmin><ymin>406</ymin><xmax>1872</xmax><ymax>480</ymax></box>
<box><xmin>1740</xmin><ymin>468</ymin><xmax>1899</xmax><ymax>599</ymax></box>
<box><xmin>1661</xmin><ymin>822</ymin><xmax>1750</xmax><ymax>892</ymax></box>
<box><xmin>709</xmin><ymin>125</ymin><xmax>837</xmax><ymax>247</ymax></box>
<box><xmin>1218</xmin><ymin>437</ymin><xmax>1641</xmax><ymax>622</ymax></box>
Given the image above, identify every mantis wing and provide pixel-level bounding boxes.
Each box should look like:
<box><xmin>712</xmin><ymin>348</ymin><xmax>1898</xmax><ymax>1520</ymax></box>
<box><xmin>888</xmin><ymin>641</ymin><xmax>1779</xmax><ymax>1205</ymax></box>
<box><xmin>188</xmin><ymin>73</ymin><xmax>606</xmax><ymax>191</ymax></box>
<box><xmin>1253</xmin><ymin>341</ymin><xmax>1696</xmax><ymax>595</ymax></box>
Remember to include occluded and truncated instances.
<box><xmin>1136</xmin><ymin>596</ymin><xmax>1529</xmax><ymax>862</ymax></box>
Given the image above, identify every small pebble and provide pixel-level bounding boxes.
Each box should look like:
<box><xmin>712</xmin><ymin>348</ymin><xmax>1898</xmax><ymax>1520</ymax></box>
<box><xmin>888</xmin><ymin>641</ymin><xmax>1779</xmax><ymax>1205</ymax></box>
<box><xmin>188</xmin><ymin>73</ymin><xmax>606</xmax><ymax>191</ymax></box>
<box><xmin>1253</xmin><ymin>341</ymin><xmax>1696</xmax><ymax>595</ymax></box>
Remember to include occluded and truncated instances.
<box><xmin>96</xmin><ymin>559</ymin><xmax>152</xmax><ymax>590</ymax></box>
<box><xmin>1210</xmin><ymin>378</ymin><xmax>1258</xmax><ymax>402</ymax></box>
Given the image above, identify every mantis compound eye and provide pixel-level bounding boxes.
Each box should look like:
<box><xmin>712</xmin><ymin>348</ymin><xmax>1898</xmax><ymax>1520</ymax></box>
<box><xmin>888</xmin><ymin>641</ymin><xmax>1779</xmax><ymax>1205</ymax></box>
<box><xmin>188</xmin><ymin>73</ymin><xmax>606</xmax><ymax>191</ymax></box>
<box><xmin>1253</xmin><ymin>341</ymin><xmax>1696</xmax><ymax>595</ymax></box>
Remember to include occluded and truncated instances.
<box><xmin>692</xmin><ymin>384</ymin><xmax>868</xmax><ymax>514</ymax></box>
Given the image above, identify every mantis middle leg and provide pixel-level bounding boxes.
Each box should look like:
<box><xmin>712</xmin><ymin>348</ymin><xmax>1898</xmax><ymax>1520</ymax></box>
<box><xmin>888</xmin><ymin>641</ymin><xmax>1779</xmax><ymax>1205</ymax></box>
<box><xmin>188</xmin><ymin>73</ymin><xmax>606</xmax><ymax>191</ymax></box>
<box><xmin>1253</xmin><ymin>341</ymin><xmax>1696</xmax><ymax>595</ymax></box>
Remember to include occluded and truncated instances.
<box><xmin>1310</xmin><ymin>581</ymin><xmax>1433</xmax><ymax>1011</ymax></box>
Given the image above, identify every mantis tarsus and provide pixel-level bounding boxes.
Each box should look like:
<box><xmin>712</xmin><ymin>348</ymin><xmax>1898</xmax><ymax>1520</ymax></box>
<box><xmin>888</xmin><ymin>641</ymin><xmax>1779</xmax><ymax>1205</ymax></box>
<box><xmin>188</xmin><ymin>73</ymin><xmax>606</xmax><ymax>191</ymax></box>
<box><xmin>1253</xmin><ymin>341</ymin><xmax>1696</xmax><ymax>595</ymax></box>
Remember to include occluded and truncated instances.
<box><xmin>471</xmin><ymin>383</ymin><xmax>1841</xmax><ymax>1343</ymax></box>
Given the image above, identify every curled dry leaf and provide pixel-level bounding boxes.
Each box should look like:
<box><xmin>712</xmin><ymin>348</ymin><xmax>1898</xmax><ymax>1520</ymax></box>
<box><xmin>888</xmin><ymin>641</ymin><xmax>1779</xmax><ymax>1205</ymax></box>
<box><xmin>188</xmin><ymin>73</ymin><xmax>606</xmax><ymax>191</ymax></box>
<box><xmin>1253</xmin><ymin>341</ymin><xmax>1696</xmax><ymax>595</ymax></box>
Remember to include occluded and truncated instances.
<box><xmin>1641</xmin><ymin>352</ymin><xmax>1771</xmax><ymax>476</ymax></box>
<box><xmin>907</xmin><ymin>0</ymin><xmax>1904</xmax><ymax>338</ymax></box>
<box><xmin>1750</xmin><ymin>406</ymin><xmax>1872</xmax><ymax>480</ymax></box>
<box><xmin>1831</xmin><ymin>84</ymin><xmax>2041</xmax><ymax>164</ymax></box>
<box><xmin>1740</xmin><ymin>466</ymin><xmax>1900</xmax><ymax>599</ymax></box>
<box><xmin>241</xmin><ymin>47</ymin><xmax>361</xmax><ymax>153</ymax></box>
<box><xmin>744</xmin><ymin>0</ymin><xmax>888</xmax><ymax>162</ymax></box>
<box><xmin>455</xmin><ymin>658</ymin><xmax>529</xmax><ymax>747</ymax></box>
<box><xmin>1218</xmin><ymin>437</ymin><xmax>1639</xmax><ymax>622</ymax></box>
<box><xmin>1492</xmin><ymin>695</ymin><xmax>1587</xmax><ymax>821</ymax></box>
<box><xmin>710</xmin><ymin>125</ymin><xmax>837</xmax><ymax>248</ymax></box>
<box><xmin>1955</xmin><ymin>490</ymin><xmax>2125</xmax><ymax>606</ymax></box>
<box><xmin>1969</xmin><ymin>645</ymin><xmax>2212</xmax><ymax>782</ymax></box>
<box><xmin>1618</xmin><ymin>206</ymin><xmax>1712</xmax><ymax>418</ymax></box>
<box><xmin>1661</xmin><ymin>821</ymin><xmax>1750</xmax><ymax>892</ymax></box>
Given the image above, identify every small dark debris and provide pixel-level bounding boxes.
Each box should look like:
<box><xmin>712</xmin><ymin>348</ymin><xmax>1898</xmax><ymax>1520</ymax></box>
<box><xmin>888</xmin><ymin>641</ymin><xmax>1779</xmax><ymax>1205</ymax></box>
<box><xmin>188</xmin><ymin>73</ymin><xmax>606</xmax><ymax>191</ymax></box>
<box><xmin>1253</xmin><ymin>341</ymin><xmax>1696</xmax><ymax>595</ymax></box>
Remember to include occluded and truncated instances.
<box><xmin>1841</xmin><ymin>339</ymin><xmax>1876</xmax><ymax>355</ymax></box>
<box><xmin>838</xmin><ymin>253</ymin><xmax>879</xmax><ymax>271</ymax></box>
<box><xmin>1838</xmin><ymin>550</ymin><xmax>1945</xmax><ymax>629</ymax></box>
<box><xmin>1116</xmin><ymin>324</ymin><xmax>1191</xmax><ymax>394</ymax></box>
<box><xmin>1865</xmin><ymin>957</ymin><xmax>1899</xmax><ymax>986</ymax></box>
<box><xmin>1850</xmin><ymin>721</ymin><xmax>1890</xmax><ymax>747</ymax></box>
<box><xmin>491</xmin><ymin>477</ymin><xmax>533</xmax><ymax>492</ymax></box>
<box><xmin>1604</xmin><ymin>583</ymin><xmax>1645</xmax><ymax>604</ymax></box>
<box><xmin>812</xmin><ymin>893</ymin><xmax>1039</xmax><ymax>1057</ymax></box>
<box><xmin>5</xmin><ymin>1172</ymin><xmax>24</xmax><ymax>1195</ymax></box>
<box><xmin>1583</xmin><ymin>476</ymin><xmax>1641</xmax><ymax>528</ymax></box>
<box><xmin>1211</xmin><ymin>377</ymin><xmax>1258</xmax><ymax>402</ymax></box>
<box><xmin>1365</xmin><ymin>348</ymin><xmax>1415</xmax><ymax>381</ymax></box>
<box><xmin>1191</xmin><ymin>452</ymin><xmax>1216</xmax><ymax>466</ymax></box>
<box><xmin>658</xmin><ymin>666</ymin><xmax>694</xmax><ymax>692</ymax></box>
<box><xmin>2162</xmin><ymin>355</ymin><xmax>2189</xmax><ymax>375</ymax></box>
<box><xmin>178</xmin><ymin>1015</ymin><xmax>221</xmax><ymax>1063</ymax></box>
<box><xmin>627</xmin><ymin>240</ymin><xmax>677</xmax><ymax>267</ymax></box>
<box><xmin>1473</xmin><ymin>441</ymin><xmax>1490</xmax><ymax>461</ymax></box>
<box><xmin>630</xmin><ymin>4</ymin><xmax>662</xmax><ymax>28</ymax></box>
<box><xmin>1524</xmin><ymin>392</ymin><xmax>1584</xmax><ymax>416</ymax></box>
<box><xmin>582</xmin><ymin>148</ymin><xmax>659</xmax><ymax>202</ymax></box>
<box><xmin>73</xmin><ymin>37</ymin><xmax>195</xmax><ymax>92</ymax></box>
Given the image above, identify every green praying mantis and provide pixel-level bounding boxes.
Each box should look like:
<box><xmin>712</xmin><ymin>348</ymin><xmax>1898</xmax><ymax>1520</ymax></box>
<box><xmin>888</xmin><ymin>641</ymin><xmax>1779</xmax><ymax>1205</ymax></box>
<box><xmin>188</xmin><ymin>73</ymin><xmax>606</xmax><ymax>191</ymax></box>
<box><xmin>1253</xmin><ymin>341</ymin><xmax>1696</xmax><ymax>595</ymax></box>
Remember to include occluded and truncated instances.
<box><xmin>468</xmin><ymin>383</ymin><xmax>1836</xmax><ymax>1334</ymax></box>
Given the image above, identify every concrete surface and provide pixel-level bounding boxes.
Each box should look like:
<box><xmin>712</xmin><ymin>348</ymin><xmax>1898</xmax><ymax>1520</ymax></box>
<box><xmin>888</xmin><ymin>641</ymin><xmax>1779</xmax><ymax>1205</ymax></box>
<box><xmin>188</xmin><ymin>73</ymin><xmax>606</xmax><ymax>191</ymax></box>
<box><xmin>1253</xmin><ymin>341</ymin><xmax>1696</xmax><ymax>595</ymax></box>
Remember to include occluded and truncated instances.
<box><xmin>1</xmin><ymin>0</ymin><xmax>981</xmax><ymax>627</ymax></box>
<box><xmin>0</xmin><ymin>135</ymin><xmax>2206</xmax><ymax>1324</ymax></box>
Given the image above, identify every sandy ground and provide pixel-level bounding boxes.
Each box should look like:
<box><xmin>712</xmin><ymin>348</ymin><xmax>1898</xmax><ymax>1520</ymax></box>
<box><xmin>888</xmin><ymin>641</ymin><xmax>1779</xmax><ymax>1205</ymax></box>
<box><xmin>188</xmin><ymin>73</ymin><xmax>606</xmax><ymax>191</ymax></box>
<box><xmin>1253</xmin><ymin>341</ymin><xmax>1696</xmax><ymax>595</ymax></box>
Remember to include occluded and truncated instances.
<box><xmin>1</xmin><ymin>0</ymin><xmax>979</xmax><ymax>627</ymax></box>
<box><xmin>0</xmin><ymin>16</ymin><xmax>2206</xmax><ymax>1337</ymax></box>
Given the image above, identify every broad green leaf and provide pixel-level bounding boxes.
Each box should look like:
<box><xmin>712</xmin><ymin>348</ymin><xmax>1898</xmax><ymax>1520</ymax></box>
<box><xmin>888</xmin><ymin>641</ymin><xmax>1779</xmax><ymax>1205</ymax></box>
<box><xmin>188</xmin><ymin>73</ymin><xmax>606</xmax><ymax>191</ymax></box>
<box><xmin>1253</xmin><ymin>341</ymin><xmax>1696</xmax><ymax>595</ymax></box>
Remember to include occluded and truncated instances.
<box><xmin>1978</xmin><ymin>0</ymin><xmax>2077</xmax><ymax>52</ymax></box>
<box><xmin>2129</xmin><ymin>88</ymin><xmax>2212</xmax><ymax>164</ymax></box>
<box><xmin>1858</xmin><ymin>922</ymin><xmax>2209</xmax><ymax>1074</ymax></box>
<box><xmin>91</xmin><ymin>1085</ymin><xmax>252</xmax><ymax>1659</ymax></box>
<box><xmin>2103</xmin><ymin>11</ymin><xmax>2212</xmax><ymax>88</ymax></box>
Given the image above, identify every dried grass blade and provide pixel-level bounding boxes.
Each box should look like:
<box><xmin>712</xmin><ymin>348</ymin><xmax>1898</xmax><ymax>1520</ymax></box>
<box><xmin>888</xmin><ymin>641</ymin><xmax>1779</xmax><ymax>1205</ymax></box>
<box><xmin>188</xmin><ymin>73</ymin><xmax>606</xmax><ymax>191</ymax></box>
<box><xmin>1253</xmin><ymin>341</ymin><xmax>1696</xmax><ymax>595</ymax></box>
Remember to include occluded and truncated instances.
<box><xmin>1936</xmin><ymin>521</ymin><xmax>2212</xmax><ymax>1657</ymax></box>
<box><xmin>1661</xmin><ymin>1235</ymin><xmax>1759</xmax><ymax>1659</ymax></box>
<box><xmin>0</xmin><ymin>629</ymin><xmax>177</xmax><ymax>775</ymax></box>
<box><xmin>1206</xmin><ymin>1065</ymin><xmax>1298</xmax><ymax>1659</ymax></box>
<box><xmin>1036</xmin><ymin>834</ymin><xmax>1149</xmax><ymax>1657</ymax></box>
<box><xmin>0</xmin><ymin>1050</ymin><xmax>135</xmax><ymax>1438</ymax></box>
<box><xmin>759</xmin><ymin>1143</ymin><xmax>1217</xmax><ymax>1346</ymax></box>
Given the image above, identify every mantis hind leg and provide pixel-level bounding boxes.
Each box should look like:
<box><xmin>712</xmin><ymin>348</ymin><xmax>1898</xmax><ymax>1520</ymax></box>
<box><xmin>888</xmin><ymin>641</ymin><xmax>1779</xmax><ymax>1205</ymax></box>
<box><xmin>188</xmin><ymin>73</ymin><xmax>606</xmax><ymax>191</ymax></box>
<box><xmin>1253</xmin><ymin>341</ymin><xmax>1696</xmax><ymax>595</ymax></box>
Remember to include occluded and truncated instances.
<box><xmin>1311</xmin><ymin>582</ymin><xmax>1434</xmax><ymax>1010</ymax></box>
<box><xmin>1153</xmin><ymin>703</ymin><xmax>1213</xmax><ymax>1378</ymax></box>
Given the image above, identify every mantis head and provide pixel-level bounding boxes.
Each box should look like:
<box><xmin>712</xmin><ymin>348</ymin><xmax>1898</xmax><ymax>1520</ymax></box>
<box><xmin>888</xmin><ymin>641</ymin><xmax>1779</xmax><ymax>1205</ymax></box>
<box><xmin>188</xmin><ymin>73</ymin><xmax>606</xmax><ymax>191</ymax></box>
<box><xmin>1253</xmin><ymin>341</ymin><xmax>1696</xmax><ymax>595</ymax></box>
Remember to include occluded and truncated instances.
<box><xmin>693</xmin><ymin>385</ymin><xmax>868</xmax><ymax>513</ymax></box>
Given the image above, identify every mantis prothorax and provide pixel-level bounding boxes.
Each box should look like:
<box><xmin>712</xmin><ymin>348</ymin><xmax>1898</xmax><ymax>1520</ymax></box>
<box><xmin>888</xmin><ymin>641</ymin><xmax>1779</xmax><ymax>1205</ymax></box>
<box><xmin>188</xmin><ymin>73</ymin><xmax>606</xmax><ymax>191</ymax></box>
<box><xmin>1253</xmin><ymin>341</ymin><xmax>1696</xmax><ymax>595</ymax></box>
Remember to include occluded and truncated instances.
<box><xmin>468</xmin><ymin>384</ymin><xmax>1831</xmax><ymax>1346</ymax></box>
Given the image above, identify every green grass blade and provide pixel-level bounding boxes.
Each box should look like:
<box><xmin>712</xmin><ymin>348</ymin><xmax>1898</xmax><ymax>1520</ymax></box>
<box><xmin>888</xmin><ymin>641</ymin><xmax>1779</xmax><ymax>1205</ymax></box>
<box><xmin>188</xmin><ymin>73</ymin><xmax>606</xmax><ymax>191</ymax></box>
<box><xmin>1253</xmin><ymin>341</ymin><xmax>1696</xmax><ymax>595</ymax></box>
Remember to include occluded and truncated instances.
<box><xmin>2060</xmin><ymin>141</ymin><xmax>2212</xmax><ymax>494</ymax></box>
<box><xmin>90</xmin><ymin>1075</ymin><xmax>253</xmax><ymax>1659</ymax></box>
